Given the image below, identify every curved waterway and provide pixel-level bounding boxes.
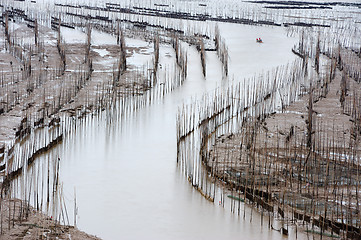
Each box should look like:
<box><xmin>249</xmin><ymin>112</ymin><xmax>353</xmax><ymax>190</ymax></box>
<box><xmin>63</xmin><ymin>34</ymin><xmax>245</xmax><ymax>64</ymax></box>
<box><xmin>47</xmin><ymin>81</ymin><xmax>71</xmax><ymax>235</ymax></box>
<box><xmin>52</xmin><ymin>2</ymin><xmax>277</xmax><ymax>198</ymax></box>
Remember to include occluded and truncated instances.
<box><xmin>36</xmin><ymin>24</ymin><xmax>302</xmax><ymax>239</ymax></box>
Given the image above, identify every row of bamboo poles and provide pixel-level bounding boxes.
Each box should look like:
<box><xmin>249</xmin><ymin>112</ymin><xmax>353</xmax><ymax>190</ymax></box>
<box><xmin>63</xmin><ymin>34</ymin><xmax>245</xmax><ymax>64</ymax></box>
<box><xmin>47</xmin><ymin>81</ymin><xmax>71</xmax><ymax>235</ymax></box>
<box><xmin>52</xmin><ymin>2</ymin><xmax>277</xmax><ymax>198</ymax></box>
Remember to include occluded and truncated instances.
<box><xmin>0</xmin><ymin>3</ymin><xmax>200</xmax><ymax>234</ymax></box>
<box><xmin>176</xmin><ymin>21</ymin><xmax>361</xmax><ymax>238</ymax></box>
<box><xmin>1</xmin><ymin>0</ymin><xmax>208</xmax><ymax>185</ymax></box>
<box><xmin>176</xmin><ymin>56</ymin><xmax>308</xmax><ymax>202</ymax></box>
<box><xmin>206</xmin><ymin>81</ymin><xmax>361</xmax><ymax>238</ymax></box>
<box><xmin>4</xmin><ymin>0</ymin><xmax>360</xmax><ymax>52</ymax></box>
<box><xmin>214</xmin><ymin>25</ymin><xmax>228</xmax><ymax>78</ymax></box>
<box><xmin>0</xmin><ymin>118</ymin><xmax>67</xmax><ymax>235</ymax></box>
<box><xmin>0</xmin><ymin>0</ymin><xmax>359</xmax><ymax>237</ymax></box>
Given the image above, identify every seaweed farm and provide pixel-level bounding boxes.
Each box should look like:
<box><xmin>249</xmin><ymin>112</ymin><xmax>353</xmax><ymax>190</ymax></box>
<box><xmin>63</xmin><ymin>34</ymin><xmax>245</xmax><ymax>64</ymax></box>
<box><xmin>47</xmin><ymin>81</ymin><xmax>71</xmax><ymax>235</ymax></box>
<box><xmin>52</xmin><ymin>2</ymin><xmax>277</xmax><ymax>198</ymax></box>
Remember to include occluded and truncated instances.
<box><xmin>0</xmin><ymin>0</ymin><xmax>360</xmax><ymax>239</ymax></box>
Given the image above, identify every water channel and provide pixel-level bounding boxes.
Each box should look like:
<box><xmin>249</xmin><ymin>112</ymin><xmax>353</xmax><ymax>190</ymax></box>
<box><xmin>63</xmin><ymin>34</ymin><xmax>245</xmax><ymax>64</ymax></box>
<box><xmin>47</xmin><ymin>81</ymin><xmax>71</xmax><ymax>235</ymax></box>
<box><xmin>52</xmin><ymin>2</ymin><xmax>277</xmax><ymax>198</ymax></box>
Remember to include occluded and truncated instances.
<box><xmin>28</xmin><ymin>23</ymin><xmax>302</xmax><ymax>239</ymax></box>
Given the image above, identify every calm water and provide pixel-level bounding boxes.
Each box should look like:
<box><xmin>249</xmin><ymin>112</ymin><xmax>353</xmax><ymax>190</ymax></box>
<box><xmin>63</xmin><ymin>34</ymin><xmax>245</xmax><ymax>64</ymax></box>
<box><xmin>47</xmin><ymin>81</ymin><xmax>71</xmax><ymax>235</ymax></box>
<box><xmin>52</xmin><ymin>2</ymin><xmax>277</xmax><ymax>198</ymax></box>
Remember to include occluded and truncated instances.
<box><xmin>22</xmin><ymin>23</ymin><xmax>303</xmax><ymax>239</ymax></box>
<box><xmin>4</xmin><ymin>0</ymin><xmax>359</xmax><ymax>238</ymax></box>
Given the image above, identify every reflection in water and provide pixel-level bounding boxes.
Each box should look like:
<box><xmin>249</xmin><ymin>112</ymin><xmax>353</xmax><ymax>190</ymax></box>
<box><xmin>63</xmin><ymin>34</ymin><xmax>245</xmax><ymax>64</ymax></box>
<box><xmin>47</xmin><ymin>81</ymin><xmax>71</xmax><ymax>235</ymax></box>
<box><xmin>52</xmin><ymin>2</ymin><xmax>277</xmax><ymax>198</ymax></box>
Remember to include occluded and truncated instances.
<box><xmin>14</xmin><ymin>23</ymin><xmax>306</xmax><ymax>239</ymax></box>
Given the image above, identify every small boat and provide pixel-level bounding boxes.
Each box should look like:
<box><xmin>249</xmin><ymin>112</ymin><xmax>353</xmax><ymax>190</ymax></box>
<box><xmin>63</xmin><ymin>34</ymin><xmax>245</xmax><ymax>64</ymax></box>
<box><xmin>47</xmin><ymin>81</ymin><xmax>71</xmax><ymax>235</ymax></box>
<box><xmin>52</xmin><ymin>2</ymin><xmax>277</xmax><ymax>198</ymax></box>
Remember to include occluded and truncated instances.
<box><xmin>256</xmin><ymin>38</ymin><xmax>263</xmax><ymax>43</ymax></box>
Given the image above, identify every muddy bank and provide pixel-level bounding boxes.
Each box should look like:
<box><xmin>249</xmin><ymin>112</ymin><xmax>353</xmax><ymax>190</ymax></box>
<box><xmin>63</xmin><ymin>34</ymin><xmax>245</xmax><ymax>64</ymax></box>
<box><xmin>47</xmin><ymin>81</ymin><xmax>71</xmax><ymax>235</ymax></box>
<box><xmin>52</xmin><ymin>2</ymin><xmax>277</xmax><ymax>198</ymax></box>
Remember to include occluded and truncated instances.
<box><xmin>0</xmin><ymin>6</ymin><xmax>200</xmax><ymax>237</ymax></box>
<box><xmin>0</xmin><ymin>13</ymin><xmax>156</xmax><ymax>155</ymax></box>
<box><xmin>1</xmin><ymin>0</ymin><xmax>360</xmax><ymax>239</ymax></box>
<box><xmin>174</xmin><ymin>21</ymin><xmax>361</xmax><ymax>236</ymax></box>
<box><xmin>0</xmin><ymin>198</ymin><xmax>101</xmax><ymax>239</ymax></box>
<box><xmin>206</xmin><ymin>53</ymin><xmax>361</xmax><ymax>238</ymax></box>
<box><xmin>0</xmin><ymin>12</ymin><xmax>157</xmax><ymax>239</ymax></box>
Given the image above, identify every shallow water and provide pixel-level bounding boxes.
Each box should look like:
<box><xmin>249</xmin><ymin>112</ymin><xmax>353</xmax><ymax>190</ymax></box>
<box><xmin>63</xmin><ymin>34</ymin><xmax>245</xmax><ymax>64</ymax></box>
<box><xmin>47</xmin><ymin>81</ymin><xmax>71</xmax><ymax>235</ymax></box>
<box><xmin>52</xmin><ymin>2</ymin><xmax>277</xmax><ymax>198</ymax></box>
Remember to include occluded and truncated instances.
<box><xmin>3</xmin><ymin>0</ymin><xmax>359</xmax><ymax>238</ymax></box>
<box><xmin>6</xmin><ymin>14</ymin><xmax>309</xmax><ymax>240</ymax></box>
<box><xmin>36</xmin><ymin>22</ymin><xmax>304</xmax><ymax>240</ymax></box>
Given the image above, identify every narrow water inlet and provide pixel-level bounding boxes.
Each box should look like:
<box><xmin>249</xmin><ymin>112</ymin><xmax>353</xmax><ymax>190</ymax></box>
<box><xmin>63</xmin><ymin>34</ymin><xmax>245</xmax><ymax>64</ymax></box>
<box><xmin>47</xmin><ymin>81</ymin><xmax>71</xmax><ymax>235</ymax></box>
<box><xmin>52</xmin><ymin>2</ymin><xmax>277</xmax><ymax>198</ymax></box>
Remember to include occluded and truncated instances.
<box><xmin>19</xmin><ymin>24</ymin><xmax>301</xmax><ymax>239</ymax></box>
<box><xmin>0</xmin><ymin>18</ymin><xmax>306</xmax><ymax>239</ymax></box>
<box><xmin>4</xmin><ymin>0</ymin><xmax>359</xmax><ymax>238</ymax></box>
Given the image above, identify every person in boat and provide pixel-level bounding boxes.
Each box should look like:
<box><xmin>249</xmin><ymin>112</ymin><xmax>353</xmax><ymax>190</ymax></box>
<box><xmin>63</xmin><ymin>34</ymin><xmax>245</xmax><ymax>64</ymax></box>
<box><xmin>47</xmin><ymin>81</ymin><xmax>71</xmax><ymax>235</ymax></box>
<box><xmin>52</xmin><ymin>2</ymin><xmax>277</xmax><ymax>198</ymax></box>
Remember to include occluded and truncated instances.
<box><xmin>256</xmin><ymin>38</ymin><xmax>263</xmax><ymax>43</ymax></box>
